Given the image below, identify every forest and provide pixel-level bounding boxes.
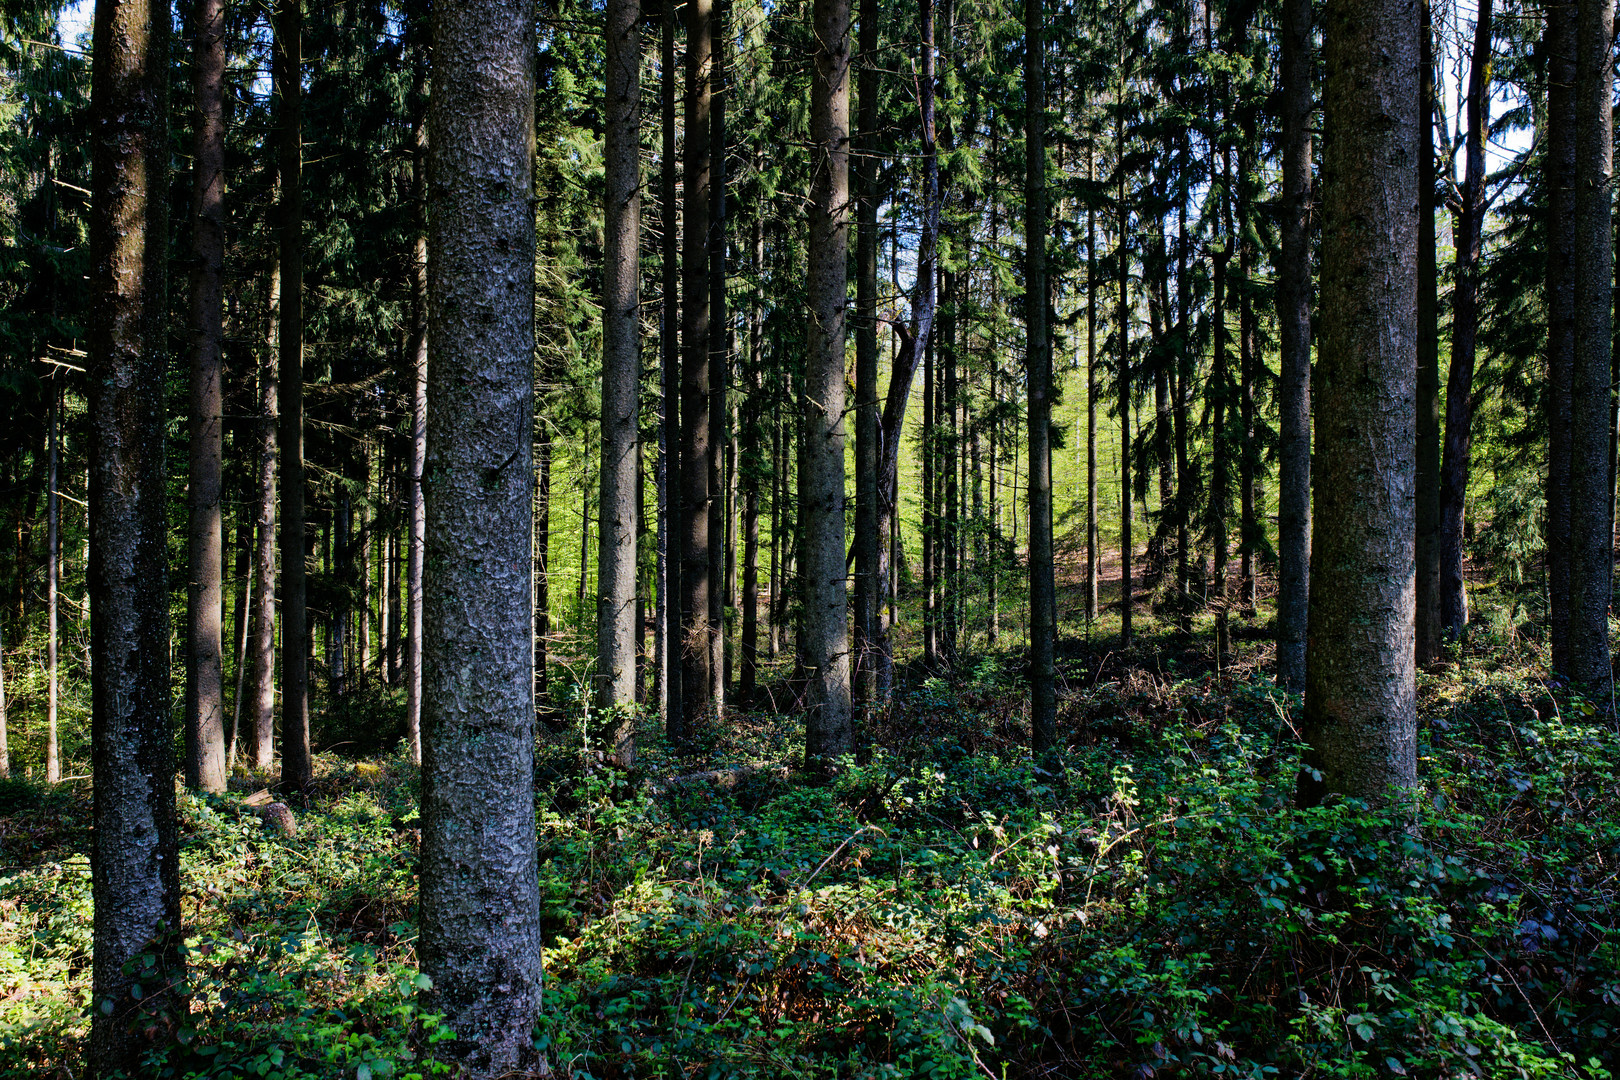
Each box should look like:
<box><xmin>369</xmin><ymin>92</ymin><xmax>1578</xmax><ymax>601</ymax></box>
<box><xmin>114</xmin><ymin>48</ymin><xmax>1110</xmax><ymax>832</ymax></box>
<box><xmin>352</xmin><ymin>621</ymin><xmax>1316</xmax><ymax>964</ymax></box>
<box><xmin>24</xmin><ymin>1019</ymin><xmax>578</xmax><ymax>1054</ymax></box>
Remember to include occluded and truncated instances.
<box><xmin>2</xmin><ymin>0</ymin><xmax>1619</xmax><ymax>1075</ymax></box>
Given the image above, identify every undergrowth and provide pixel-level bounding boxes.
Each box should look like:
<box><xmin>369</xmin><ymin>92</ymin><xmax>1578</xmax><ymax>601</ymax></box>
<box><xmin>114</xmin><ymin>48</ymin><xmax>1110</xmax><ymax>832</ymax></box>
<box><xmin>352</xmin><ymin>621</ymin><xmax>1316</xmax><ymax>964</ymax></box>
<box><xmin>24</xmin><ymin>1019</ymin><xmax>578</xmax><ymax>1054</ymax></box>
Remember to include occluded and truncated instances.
<box><xmin>1</xmin><ymin>630</ymin><xmax>1616</xmax><ymax>1079</ymax></box>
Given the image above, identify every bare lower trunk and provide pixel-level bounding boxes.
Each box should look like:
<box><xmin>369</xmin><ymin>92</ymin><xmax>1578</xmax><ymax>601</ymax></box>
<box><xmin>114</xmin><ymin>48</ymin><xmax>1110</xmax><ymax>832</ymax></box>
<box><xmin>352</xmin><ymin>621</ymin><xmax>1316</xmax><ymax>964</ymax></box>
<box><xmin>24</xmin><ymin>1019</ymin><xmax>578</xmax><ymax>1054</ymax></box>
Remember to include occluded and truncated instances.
<box><xmin>1299</xmin><ymin>0</ymin><xmax>1418</xmax><ymax>807</ymax></box>
<box><xmin>1415</xmin><ymin>0</ymin><xmax>1443</xmax><ymax>666</ymax></box>
<box><xmin>1567</xmin><ymin>0</ymin><xmax>1614</xmax><ymax>693</ymax></box>
<box><xmin>1027</xmin><ymin>0</ymin><xmax>1056</xmax><ymax>751</ymax></box>
<box><xmin>420</xmin><ymin>0</ymin><xmax>544</xmax><ymax>1067</ymax></box>
<box><xmin>1276</xmin><ymin>0</ymin><xmax>1312</xmax><ymax>688</ymax></box>
<box><xmin>86</xmin><ymin>0</ymin><xmax>181</xmax><ymax>1065</ymax></box>
<box><xmin>853</xmin><ymin>0</ymin><xmax>880</xmax><ymax>709</ymax></box>
<box><xmin>46</xmin><ymin>388</ymin><xmax>60</xmax><ymax>783</ymax></box>
<box><xmin>598</xmin><ymin>0</ymin><xmax>642</xmax><ymax>750</ymax></box>
<box><xmin>247</xmin><ymin>255</ymin><xmax>279</xmax><ymax>770</ymax></box>
<box><xmin>276</xmin><ymin>0</ymin><xmax>312</xmax><ymax>791</ymax></box>
<box><xmin>1546</xmin><ymin>0</ymin><xmax>1576</xmax><ymax>673</ymax></box>
<box><xmin>659</xmin><ymin>0</ymin><xmax>681</xmax><ymax>725</ymax></box>
<box><xmin>186</xmin><ymin>0</ymin><xmax>228</xmax><ymax>792</ymax></box>
<box><xmin>679</xmin><ymin>0</ymin><xmax>715</xmax><ymax>741</ymax></box>
<box><xmin>803</xmin><ymin>0</ymin><xmax>854</xmax><ymax>761</ymax></box>
<box><xmin>1438</xmin><ymin>0</ymin><xmax>1493</xmax><ymax>642</ymax></box>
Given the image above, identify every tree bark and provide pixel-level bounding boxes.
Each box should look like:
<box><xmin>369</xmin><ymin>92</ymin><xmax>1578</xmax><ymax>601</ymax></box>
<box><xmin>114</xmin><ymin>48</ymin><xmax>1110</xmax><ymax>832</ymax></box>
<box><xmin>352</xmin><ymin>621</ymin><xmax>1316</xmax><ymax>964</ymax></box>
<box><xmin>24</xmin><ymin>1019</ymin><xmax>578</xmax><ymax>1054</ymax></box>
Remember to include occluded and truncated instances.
<box><xmin>868</xmin><ymin>0</ymin><xmax>940</xmax><ymax>699</ymax></box>
<box><xmin>680</xmin><ymin>0</ymin><xmax>715</xmax><ymax>740</ymax></box>
<box><xmin>275</xmin><ymin>0</ymin><xmax>312</xmax><ymax>791</ymax></box>
<box><xmin>660</xmin><ymin>0</ymin><xmax>681</xmax><ymax>727</ymax></box>
<box><xmin>1299</xmin><ymin>0</ymin><xmax>1418</xmax><ymax>806</ymax></box>
<box><xmin>1276</xmin><ymin>0</ymin><xmax>1311</xmax><ymax>689</ymax></box>
<box><xmin>405</xmin><ymin>58</ymin><xmax>427</xmax><ymax>764</ymax></box>
<box><xmin>853</xmin><ymin>0</ymin><xmax>880</xmax><ymax>710</ymax></box>
<box><xmin>1437</xmin><ymin>0</ymin><xmax>1493</xmax><ymax>641</ymax></box>
<box><xmin>1414</xmin><ymin>0</ymin><xmax>1442</xmax><ymax>666</ymax></box>
<box><xmin>247</xmin><ymin>252</ymin><xmax>279</xmax><ymax>770</ymax></box>
<box><xmin>1026</xmin><ymin>0</ymin><xmax>1056</xmax><ymax>750</ymax></box>
<box><xmin>420</xmin><ymin>0</ymin><xmax>545</xmax><ymax>1067</ymax></box>
<box><xmin>46</xmin><ymin>386</ymin><xmax>60</xmax><ymax>784</ymax></box>
<box><xmin>1086</xmin><ymin>159</ymin><xmax>1099</xmax><ymax>624</ymax></box>
<box><xmin>803</xmin><ymin>0</ymin><xmax>854</xmax><ymax>762</ymax></box>
<box><xmin>1115</xmin><ymin>90</ymin><xmax>1132</xmax><ymax>647</ymax></box>
<box><xmin>86</xmin><ymin>0</ymin><xmax>180</xmax><ymax>1065</ymax></box>
<box><xmin>709</xmin><ymin>0</ymin><xmax>729</xmax><ymax>713</ymax></box>
<box><xmin>1567</xmin><ymin>0</ymin><xmax>1614</xmax><ymax>693</ymax></box>
<box><xmin>185</xmin><ymin>0</ymin><xmax>227</xmax><ymax>792</ymax></box>
<box><xmin>598</xmin><ymin>0</ymin><xmax>641</xmax><ymax>747</ymax></box>
<box><xmin>1546</xmin><ymin>0</ymin><xmax>1577</xmax><ymax>673</ymax></box>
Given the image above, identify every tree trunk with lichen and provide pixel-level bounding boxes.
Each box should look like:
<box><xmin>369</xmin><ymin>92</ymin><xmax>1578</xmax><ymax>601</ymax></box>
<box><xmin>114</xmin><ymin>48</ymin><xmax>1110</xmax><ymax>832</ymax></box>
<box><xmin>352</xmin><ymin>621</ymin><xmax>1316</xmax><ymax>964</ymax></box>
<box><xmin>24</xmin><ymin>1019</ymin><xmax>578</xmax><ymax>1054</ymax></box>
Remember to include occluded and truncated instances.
<box><xmin>86</xmin><ymin>0</ymin><xmax>180</xmax><ymax>1067</ymax></box>
<box><xmin>419</xmin><ymin>0</ymin><xmax>545</xmax><ymax>1070</ymax></box>
<box><xmin>1299</xmin><ymin>0</ymin><xmax>1419</xmax><ymax>807</ymax></box>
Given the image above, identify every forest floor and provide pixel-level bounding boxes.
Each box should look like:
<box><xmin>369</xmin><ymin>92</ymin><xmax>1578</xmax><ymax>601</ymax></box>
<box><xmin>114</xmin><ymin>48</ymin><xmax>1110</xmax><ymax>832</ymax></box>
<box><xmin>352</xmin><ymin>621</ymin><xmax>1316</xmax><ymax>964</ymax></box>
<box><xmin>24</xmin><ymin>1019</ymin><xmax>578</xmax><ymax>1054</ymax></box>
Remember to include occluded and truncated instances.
<box><xmin>2</xmin><ymin>608</ymin><xmax>1618</xmax><ymax>1079</ymax></box>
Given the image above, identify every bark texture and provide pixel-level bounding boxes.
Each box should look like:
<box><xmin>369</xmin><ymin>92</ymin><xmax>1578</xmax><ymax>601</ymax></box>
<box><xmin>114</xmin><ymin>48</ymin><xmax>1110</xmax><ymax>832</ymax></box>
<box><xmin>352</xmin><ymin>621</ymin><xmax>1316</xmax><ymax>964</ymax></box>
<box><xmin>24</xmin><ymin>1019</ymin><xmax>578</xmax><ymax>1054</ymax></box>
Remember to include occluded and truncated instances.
<box><xmin>852</xmin><ymin>0</ymin><xmax>880</xmax><ymax>711</ymax></box>
<box><xmin>1026</xmin><ymin>0</ymin><xmax>1056</xmax><ymax>752</ymax></box>
<box><xmin>247</xmin><ymin>256</ymin><xmax>279</xmax><ymax>770</ymax></box>
<box><xmin>802</xmin><ymin>0</ymin><xmax>854</xmax><ymax>762</ymax></box>
<box><xmin>598</xmin><ymin>0</ymin><xmax>642</xmax><ymax>743</ymax></box>
<box><xmin>1437</xmin><ymin>0</ymin><xmax>1493</xmax><ymax>641</ymax></box>
<box><xmin>86</xmin><ymin>0</ymin><xmax>180</xmax><ymax>1067</ymax></box>
<box><xmin>1275</xmin><ymin>0</ymin><xmax>1312</xmax><ymax>691</ymax></box>
<box><xmin>870</xmin><ymin>0</ymin><xmax>940</xmax><ymax>702</ymax></box>
<box><xmin>1300</xmin><ymin>0</ymin><xmax>1419</xmax><ymax>806</ymax></box>
<box><xmin>660</xmin><ymin>0</ymin><xmax>681</xmax><ymax>731</ymax></box>
<box><xmin>420</xmin><ymin>0</ymin><xmax>545</xmax><ymax>1068</ymax></box>
<box><xmin>1415</xmin><ymin>0</ymin><xmax>1442</xmax><ymax>665</ymax></box>
<box><xmin>275</xmin><ymin>0</ymin><xmax>312</xmax><ymax>791</ymax></box>
<box><xmin>1545</xmin><ymin>0</ymin><xmax>1576</xmax><ymax>673</ymax></box>
<box><xmin>406</xmin><ymin>82</ymin><xmax>427</xmax><ymax>765</ymax></box>
<box><xmin>186</xmin><ymin>0</ymin><xmax>228</xmax><ymax>792</ymax></box>
<box><xmin>680</xmin><ymin>0</ymin><xmax>715</xmax><ymax>740</ymax></box>
<box><xmin>1567</xmin><ymin>0</ymin><xmax>1614</xmax><ymax>693</ymax></box>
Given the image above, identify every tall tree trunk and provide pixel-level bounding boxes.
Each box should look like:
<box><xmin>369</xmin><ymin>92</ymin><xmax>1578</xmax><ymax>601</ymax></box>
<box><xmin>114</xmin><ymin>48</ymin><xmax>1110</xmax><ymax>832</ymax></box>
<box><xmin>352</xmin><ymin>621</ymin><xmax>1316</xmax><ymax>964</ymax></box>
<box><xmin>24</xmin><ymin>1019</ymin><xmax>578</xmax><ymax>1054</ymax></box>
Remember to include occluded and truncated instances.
<box><xmin>1299</xmin><ymin>0</ymin><xmax>1418</xmax><ymax>806</ymax></box>
<box><xmin>1027</xmin><ymin>0</ymin><xmax>1056</xmax><ymax>750</ymax></box>
<box><xmin>942</xmin><ymin>269</ymin><xmax>959</xmax><ymax>664</ymax></box>
<box><xmin>1212</xmin><ymin>145</ymin><xmax>1233</xmax><ymax>660</ymax></box>
<box><xmin>0</xmin><ymin>620</ymin><xmax>8</xmax><ymax>778</ymax></box>
<box><xmin>680</xmin><ymin>0</ymin><xmax>715</xmax><ymax>740</ymax></box>
<box><xmin>740</xmin><ymin>220</ymin><xmax>765</xmax><ymax>700</ymax></box>
<box><xmin>1546</xmin><ymin>0</ymin><xmax>1576</xmax><ymax>673</ymax></box>
<box><xmin>803</xmin><ymin>0</ymin><xmax>854</xmax><ymax>761</ymax></box>
<box><xmin>46</xmin><ymin>387</ymin><xmax>60</xmax><ymax>784</ymax></box>
<box><xmin>923</xmin><ymin>332</ymin><xmax>937</xmax><ymax>665</ymax></box>
<box><xmin>535</xmin><ymin>436</ymin><xmax>552</xmax><ymax>702</ymax></box>
<box><xmin>598</xmin><ymin>0</ymin><xmax>641</xmax><ymax>751</ymax></box>
<box><xmin>1277</xmin><ymin>0</ymin><xmax>1312</xmax><ymax>690</ymax></box>
<box><xmin>769</xmin><ymin>392</ymin><xmax>782</xmax><ymax>659</ymax></box>
<box><xmin>420</xmin><ymin>0</ymin><xmax>544</xmax><ymax>1067</ymax></box>
<box><xmin>1237</xmin><ymin>133</ymin><xmax>1257</xmax><ymax>616</ymax></box>
<box><xmin>1415</xmin><ymin>0</ymin><xmax>1443</xmax><ymax>666</ymax></box>
<box><xmin>659</xmin><ymin>0</ymin><xmax>681</xmax><ymax>726</ymax></box>
<box><xmin>1115</xmin><ymin>96</ymin><xmax>1132</xmax><ymax>646</ymax></box>
<box><xmin>1437</xmin><ymin>0</ymin><xmax>1493</xmax><ymax>641</ymax></box>
<box><xmin>853</xmin><ymin>0</ymin><xmax>880</xmax><ymax>709</ymax></box>
<box><xmin>871</xmin><ymin>0</ymin><xmax>941</xmax><ymax>697</ymax></box>
<box><xmin>186</xmin><ymin>0</ymin><xmax>228</xmax><ymax>792</ymax></box>
<box><xmin>406</xmin><ymin>68</ymin><xmax>427</xmax><ymax>764</ymax></box>
<box><xmin>1086</xmin><ymin>160</ymin><xmax>1099</xmax><ymax>624</ymax></box>
<box><xmin>228</xmin><ymin>506</ymin><xmax>250</xmax><ymax>766</ymax></box>
<box><xmin>1567</xmin><ymin>0</ymin><xmax>1614</xmax><ymax>693</ymax></box>
<box><xmin>1173</xmin><ymin>131</ymin><xmax>1193</xmax><ymax>630</ymax></box>
<box><xmin>247</xmin><ymin>252</ymin><xmax>279</xmax><ymax>770</ymax></box>
<box><xmin>86</xmin><ymin>0</ymin><xmax>180</xmax><ymax>1064</ymax></box>
<box><xmin>709</xmin><ymin>0</ymin><xmax>729</xmax><ymax>713</ymax></box>
<box><xmin>276</xmin><ymin>0</ymin><xmax>312</xmax><ymax>790</ymax></box>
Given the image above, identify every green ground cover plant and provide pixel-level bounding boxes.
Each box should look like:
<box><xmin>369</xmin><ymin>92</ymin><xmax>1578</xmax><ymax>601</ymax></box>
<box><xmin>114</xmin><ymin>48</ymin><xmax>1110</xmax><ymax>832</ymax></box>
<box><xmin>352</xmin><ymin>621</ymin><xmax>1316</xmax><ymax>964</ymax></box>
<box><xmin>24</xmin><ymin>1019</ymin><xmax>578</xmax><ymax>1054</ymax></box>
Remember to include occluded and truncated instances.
<box><xmin>1</xmin><ymin>630</ymin><xmax>1616</xmax><ymax>1078</ymax></box>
